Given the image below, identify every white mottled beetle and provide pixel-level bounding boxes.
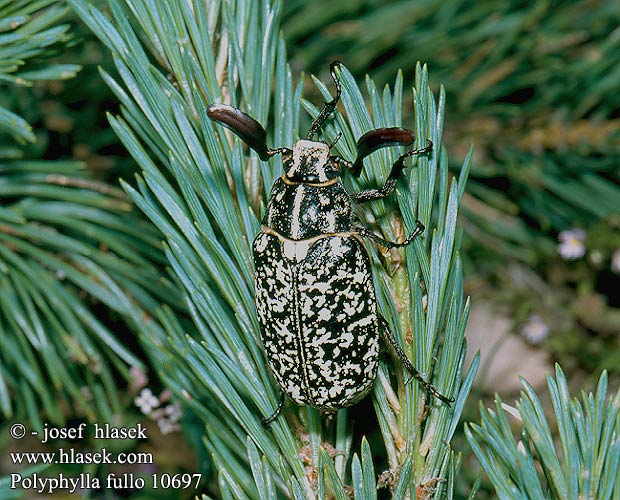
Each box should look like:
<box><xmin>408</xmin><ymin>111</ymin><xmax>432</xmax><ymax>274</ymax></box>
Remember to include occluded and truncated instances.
<box><xmin>208</xmin><ymin>62</ymin><xmax>453</xmax><ymax>427</ymax></box>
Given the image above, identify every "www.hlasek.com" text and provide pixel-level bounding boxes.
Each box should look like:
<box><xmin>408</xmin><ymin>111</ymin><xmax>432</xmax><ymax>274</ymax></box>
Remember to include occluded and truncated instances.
<box><xmin>10</xmin><ymin>448</ymin><xmax>153</xmax><ymax>465</ymax></box>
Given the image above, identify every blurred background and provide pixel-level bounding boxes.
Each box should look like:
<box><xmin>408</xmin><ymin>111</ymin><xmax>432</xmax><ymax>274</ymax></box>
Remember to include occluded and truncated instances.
<box><xmin>1</xmin><ymin>0</ymin><xmax>619</xmax><ymax>498</ymax></box>
<box><xmin>282</xmin><ymin>0</ymin><xmax>620</xmax><ymax>398</ymax></box>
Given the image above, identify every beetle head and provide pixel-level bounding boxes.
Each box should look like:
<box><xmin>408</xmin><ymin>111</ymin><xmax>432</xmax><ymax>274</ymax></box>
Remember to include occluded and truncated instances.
<box><xmin>283</xmin><ymin>139</ymin><xmax>339</xmax><ymax>183</ymax></box>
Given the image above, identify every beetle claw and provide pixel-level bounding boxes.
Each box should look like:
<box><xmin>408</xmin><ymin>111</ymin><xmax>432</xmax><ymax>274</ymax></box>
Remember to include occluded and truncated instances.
<box><xmin>405</xmin><ymin>375</ymin><xmax>454</xmax><ymax>406</ymax></box>
<box><xmin>261</xmin><ymin>392</ymin><xmax>285</xmax><ymax>429</ymax></box>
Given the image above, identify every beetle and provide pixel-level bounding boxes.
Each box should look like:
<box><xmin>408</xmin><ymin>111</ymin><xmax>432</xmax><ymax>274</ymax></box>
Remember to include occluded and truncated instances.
<box><xmin>208</xmin><ymin>62</ymin><xmax>453</xmax><ymax>426</ymax></box>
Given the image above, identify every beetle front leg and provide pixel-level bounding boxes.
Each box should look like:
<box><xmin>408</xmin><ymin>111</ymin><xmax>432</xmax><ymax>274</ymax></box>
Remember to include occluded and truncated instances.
<box><xmin>352</xmin><ymin>141</ymin><xmax>432</xmax><ymax>202</ymax></box>
<box><xmin>356</xmin><ymin>220</ymin><xmax>425</xmax><ymax>249</ymax></box>
<box><xmin>261</xmin><ymin>392</ymin><xmax>285</xmax><ymax>429</ymax></box>
<box><xmin>378</xmin><ymin>316</ymin><xmax>454</xmax><ymax>405</ymax></box>
<box><xmin>307</xmin><ymin>61</ymin><xmax>343</xmax><ymax>140</ymax></box>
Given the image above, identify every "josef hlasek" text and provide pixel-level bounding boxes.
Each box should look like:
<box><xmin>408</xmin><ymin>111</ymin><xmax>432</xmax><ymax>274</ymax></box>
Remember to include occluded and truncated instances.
<box><xmin>41</xmin><ymin>423</ymin><xmax>147</xmax><ymax>444</ymax></box>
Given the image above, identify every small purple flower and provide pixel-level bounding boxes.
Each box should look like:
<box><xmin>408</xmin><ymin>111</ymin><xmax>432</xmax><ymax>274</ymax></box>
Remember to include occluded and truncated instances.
<box><xmin>611</xmin><ymin>249</ymin><xmax>620</xmax><ymax>274</ymax></box>
<box><xmin>129</xmin><ymin>365</ymin><xmax>148</xmax><ymax>392</ymax></box>
<box><xmin>134</xmin><ymin>388</ymin><xmax>160</xmax><ymax>415</ymax></box>
<box><xmin>157</xmin><ymin>417</ymin><xmax>180</xmax><ymax>435</ymax></box>
<box><xmin>557</xmin><ymin>228</ymin><xmax>586</xmax><ymax>260</ymax></box>
<box><xmin>164</xmin><ymin>402</ymin><xmax>183</xmax><ymax>423</ymax></box>
<box><xmin>521</xmin><ymin>314</ymin><xmax>549</xmax><ymax>344</ymax></box>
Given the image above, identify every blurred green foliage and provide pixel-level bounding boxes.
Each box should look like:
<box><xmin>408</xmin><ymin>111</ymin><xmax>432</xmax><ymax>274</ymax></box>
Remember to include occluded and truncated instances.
<box><xmin>1</xmin><ymin>3</ymin><xmax>133</xmax><ymax>176</ymax></box>
<box><xmin>0</xmin><ymin>1</ymin><xmax>187</xmax><ymax>430</ymax></box>
<box><xmin>514</xmin><ymin>216</ymin><xmax>620</xmax><ymax>376</ymax></box>
<box><xmin>0</xmin><ymin>159</ymin><xmax>185</xmax><ymax>427</ymax></box>
<box><xmin>0</xmin><ymin>0</ymin><xmax>79</xmax><ymax>156</ymax></box>
<box><xmin>282</xmin><ymin>0</ymin><xmax>620</xmax><ymax>267</ymax></box>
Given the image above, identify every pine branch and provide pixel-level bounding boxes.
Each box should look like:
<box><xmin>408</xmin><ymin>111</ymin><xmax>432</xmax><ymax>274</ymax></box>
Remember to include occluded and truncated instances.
<box><xmin>0</xmin><ymin>465</ymin><xmax>48</xmax><ymax>500</ymax></box>
<box><xmin>0</xmin><ymin>1</ymin><xmax>80</xmax><ymax>154</ymax></box>
<box><xmin>71</xmin><ymin>0</ymin><xmax>477</xmax><ymax>497</ymax></box>
<box><xmin>466</xmin><ymin>365</ymin><xmax>620</xmax><ymax>500</ymax></box>
<box><xmin>0</xmin><ymin>159</ymin><xmax>185</xmax><ymax>427</ymax></box>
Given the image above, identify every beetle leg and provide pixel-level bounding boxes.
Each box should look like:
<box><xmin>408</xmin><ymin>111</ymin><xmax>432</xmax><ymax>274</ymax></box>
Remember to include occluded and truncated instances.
<box><xmin>307</xmin><ymin>61</ymin><xmax>343</xmax><ymax>140</ymax></box>
<box><xmin>352</xmin><ymin>141</ymin><xmax>433</xmax><ymax>202</ymax></box>
<box><xmin>356</xmin><ymin>220</ymin><xmax>425</xmax><ymax>249</ymax></box>
<box><xmin>266</xmin><ymin>147</ymin><xmax>291</xmax><ymax>157</ymax></box>
<box><xmin>261</xmin><ymin>392</ymin><xmax>285</xmax><ymax>428</ymax></box>
<box><xmin>333</xmin><ymin>156</ymin><xmax>353</xmax><ymax>171</ymax></box>
<box><xmin>378</xmin><ymin>316</ymin><xmax>454</xmax><ymax>405</ymax></box>
<box><xmin>327</xmin><ymin>131</ymin><xmax>343</xmax><ymax>149</ymax></box>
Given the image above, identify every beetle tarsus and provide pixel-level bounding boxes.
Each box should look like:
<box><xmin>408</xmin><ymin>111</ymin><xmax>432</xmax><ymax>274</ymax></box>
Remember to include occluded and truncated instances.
<box><xmin>328</xmin><ymin>131</ymin><xmax>343</xmax><ymax>149</ymax></box>
<box><xmin>261</xmin><ymin>392</ymin><xmax>285</xmax><ymax>428</ymax></box>
<box><xmin>403</xmin><ymin>140</ymin><xmax>433</xmax><ymax>158</ymax></box>
<box><xmin>355</xmin><ymin>220</ymin><xmax>424</xmax><ymax>249</ymax></box>
<box><xmin>266</xmin><ymin>147</ymin><xmax>291</xmax><ymax>157</ymax></box>
<box><xmin>379</xmin><ymin>316</ymin><xmax>454</xmax><ymax>405</ymax></box>
<box><xmin>353</xmin><ymin>140</ymin><xmax>433</xmax><ymax>201</ymax></box>
<box><xmin>402</xmin><ymin>220</ymin><xmax>425</xmax><ymax>245</ymax></box>
<box><xmin>307</xmin><ymin>61</ymin><xmax>343</xmax><ymax>140</ymax></box>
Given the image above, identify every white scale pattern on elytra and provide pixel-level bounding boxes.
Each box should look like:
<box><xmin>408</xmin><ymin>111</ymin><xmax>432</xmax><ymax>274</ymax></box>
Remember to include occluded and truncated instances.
<box><xmin>289</xmin><ymin>186</ymin><xmax>305</xmax><ymax>239</ymax></box>
<box><xmin>253</xmin><ymin>232</ymin><xmax>380</xmax><ymax>410</ymax></box>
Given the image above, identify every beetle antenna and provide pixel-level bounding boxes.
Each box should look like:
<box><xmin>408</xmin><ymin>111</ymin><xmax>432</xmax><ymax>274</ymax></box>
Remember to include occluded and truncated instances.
<box><xmin>307</xmin><ymin>61</ymin><xmax>343</xmax><ymax>140</ymax></box>
<box><xmin>327</xmin><ymin>132</ymin><xmax>342</xmax><ymax>149</ymax></box>
<box><xmin>266</xmin><ymin>147</ymin><xmax>289</xmax><ymax>157</ymax></box>
<box><xmin>207</xmin><ymin>103</ymin><xmax>290</xmax><ymax>160</ymax></box>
